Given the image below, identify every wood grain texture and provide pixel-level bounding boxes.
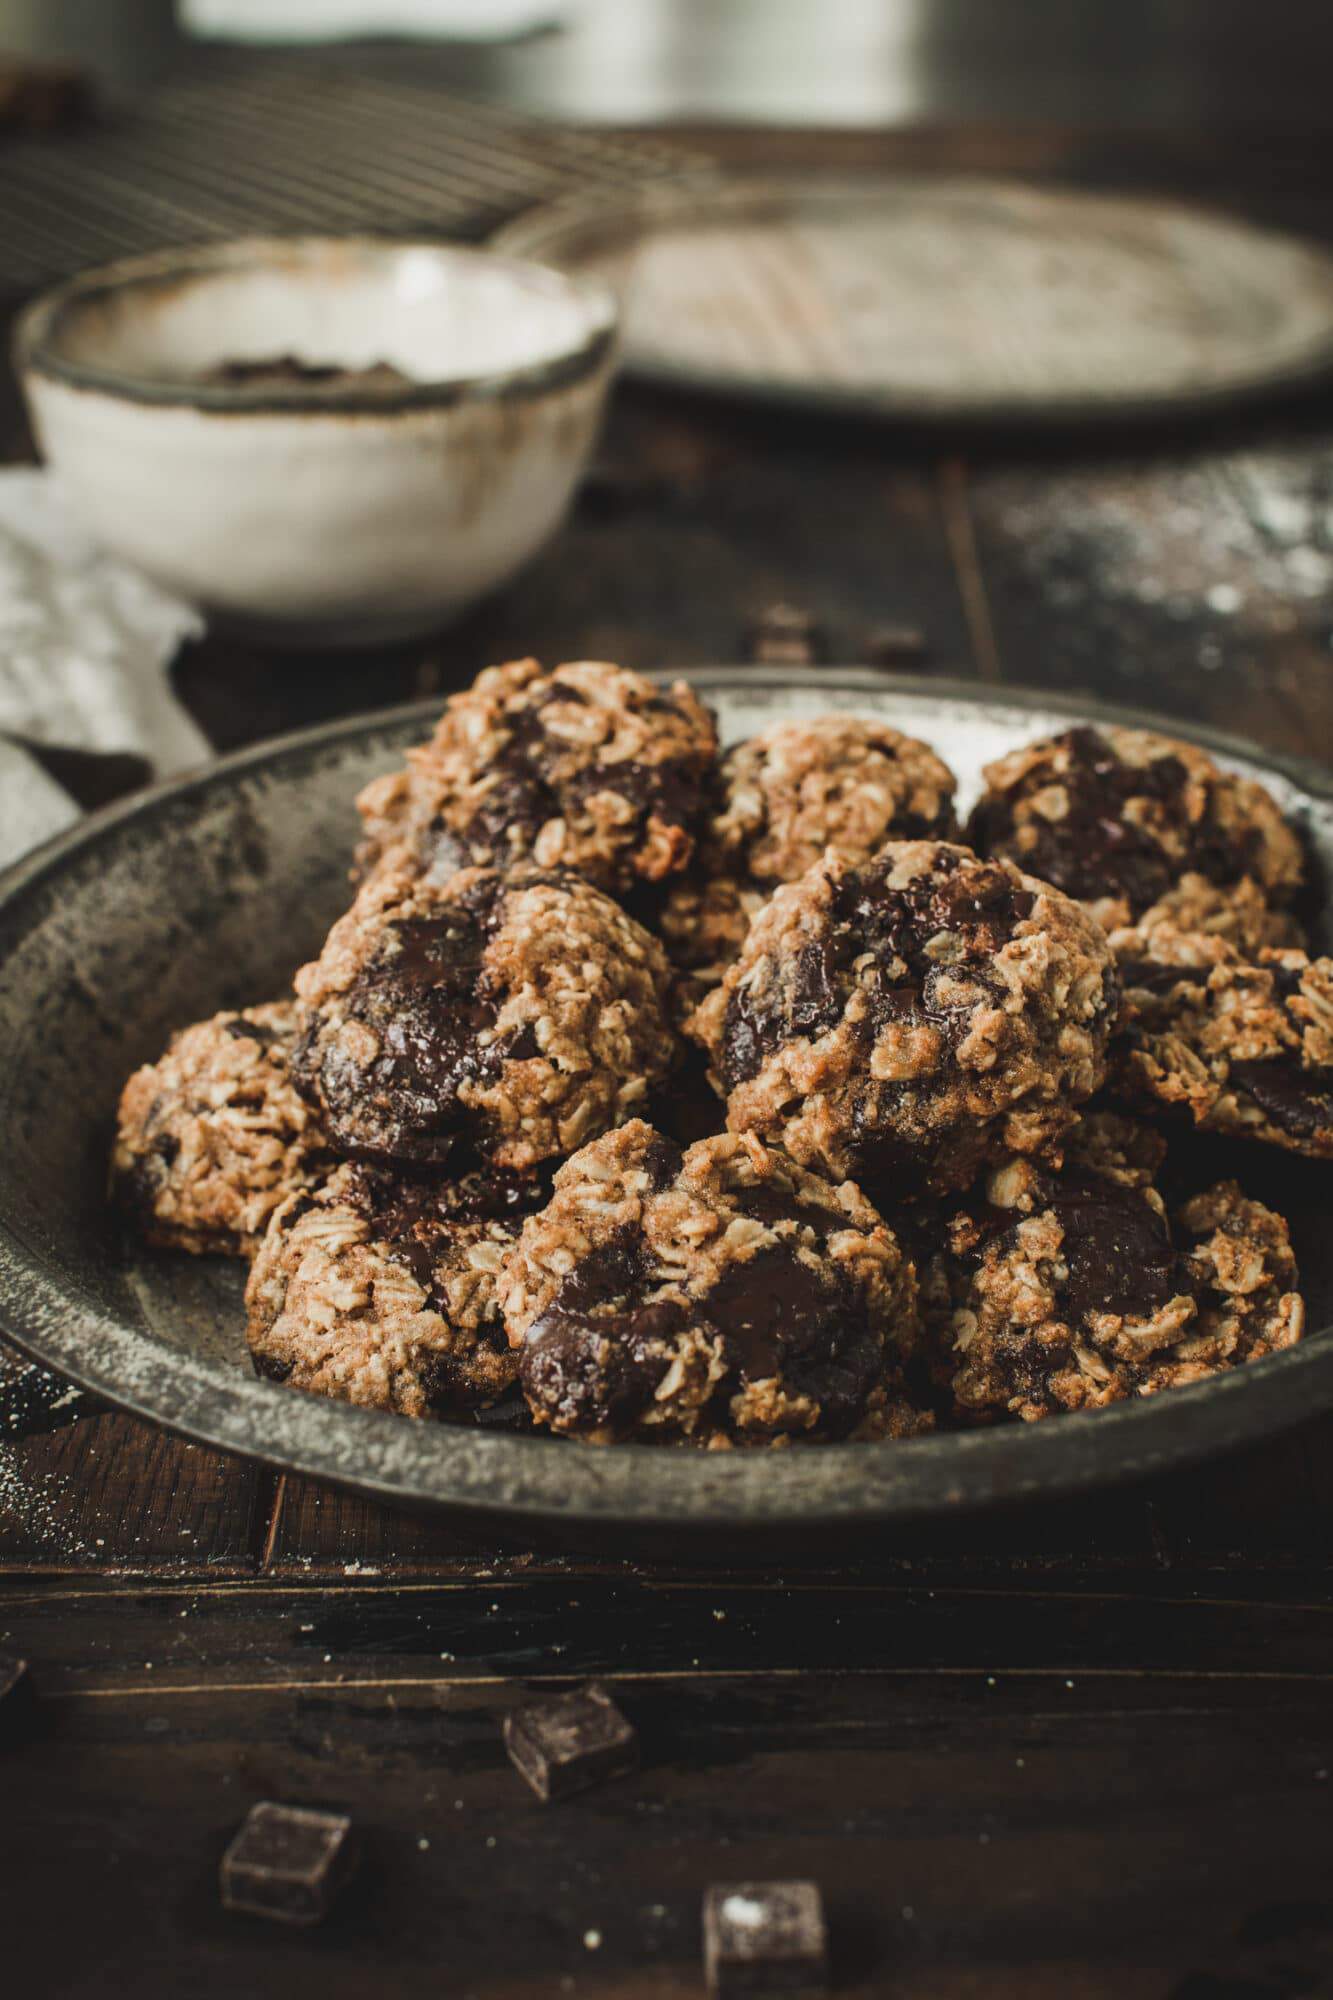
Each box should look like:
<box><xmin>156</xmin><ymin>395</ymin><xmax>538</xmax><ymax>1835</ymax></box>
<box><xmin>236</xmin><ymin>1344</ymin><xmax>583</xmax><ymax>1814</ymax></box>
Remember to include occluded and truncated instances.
<box><xmin>0</xmin><ymin>1410</ymin><xmax>274</xmax><ymax>1575</ymax></box>
<box><xmin>1</xmin><ymin>1582</ymin><xmax>1331</xmax><ymax>1998</ymax></box>
<box><xmin>503</xmin><ymin>177</ymin><xmax>1333</xmax><ymax>420</ymax></box>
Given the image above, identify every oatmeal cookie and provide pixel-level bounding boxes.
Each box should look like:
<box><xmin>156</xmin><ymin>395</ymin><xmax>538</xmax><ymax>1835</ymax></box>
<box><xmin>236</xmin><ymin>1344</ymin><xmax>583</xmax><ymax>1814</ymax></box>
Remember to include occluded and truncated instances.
<box><xmin>925</xmin><ymin>1149</ymin><xmax>1303</xmax><ymax>1422</ymax></box>
<box><xmin>694</xmin><ymin>840</ymin><xmax>1118</xmax><ymax>1201</ymax></box>
<box><xmin>292</xmin><ymin>862</ymin><xmax>676</xmax><ymax>1173</ymax></box>
<box><xmin>113</xmin><ymin>1003</ymin><xmax>324</xmax><ymax>1256</ymax></box>
<box><xmin>356</xmin><ymin>657</ymin><xmax>717</xmax><ymax>893</ymax></box>
<box><xmin>498</xmin><ymin>1120</ymin><xmax>926</xmax><ymax>1445</ymax></box>
<box><xmin>660</xmin><ymin>716</ymin><xmax>958</xmax><ymax>995</ymax></box>
<box><xmin>907</xmin><ymin>1110</ymin><xmax>1164</xmax><ymax>1398</ymax></box>
<box><xmin>247</xmin><ymin>1162</ymin><xmax>542</xmax><ymax>1414</ymax></box>
<box><xmin>1111</xmin><ymin>923</ymin><xmax>1333</xmax><ymax>1157</ymax></box>
<box><xmin>657</xmin><ymin>873</ymin><xmax>768</xmax><ymax>999</ymax></box>
<box><xmin>969</xmin><ymin>724</ymin><xmax>1304</xmax><ymax>951</ymax></box>
<box><xmin>707</xmin><ymin>716</ymin><xmax>958</xmax><ymax>881</ymax></box>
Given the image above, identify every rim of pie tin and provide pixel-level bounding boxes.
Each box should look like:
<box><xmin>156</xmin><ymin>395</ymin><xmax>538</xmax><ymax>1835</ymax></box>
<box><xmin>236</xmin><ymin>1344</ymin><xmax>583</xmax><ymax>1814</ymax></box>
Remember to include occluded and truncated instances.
<box><xmin>0</xmin><ymin>668</ymin><xmax>1331</xmax><ymax>1544</ymax></box>
<box><xmin>493</xmin><ymin>175</ymin><xmax>1333</xmax><ymax>424</ymax></box>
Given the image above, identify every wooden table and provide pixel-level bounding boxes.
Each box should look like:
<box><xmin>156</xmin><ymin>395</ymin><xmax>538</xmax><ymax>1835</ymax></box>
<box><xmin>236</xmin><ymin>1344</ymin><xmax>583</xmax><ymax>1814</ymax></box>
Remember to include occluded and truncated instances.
<box><xmin>4</xmin><ymin>122</ymin><xmax>1333</xmax><ymax>1999</ymax></box>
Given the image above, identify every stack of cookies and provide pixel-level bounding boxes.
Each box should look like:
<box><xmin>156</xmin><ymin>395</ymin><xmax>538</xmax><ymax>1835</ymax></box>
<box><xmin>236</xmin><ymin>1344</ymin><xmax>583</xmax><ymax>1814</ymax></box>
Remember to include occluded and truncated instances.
<box><xmin>113</xmin><ymin>661</ymin><xmax>1322</xmax><ymax>1447</ymax></box>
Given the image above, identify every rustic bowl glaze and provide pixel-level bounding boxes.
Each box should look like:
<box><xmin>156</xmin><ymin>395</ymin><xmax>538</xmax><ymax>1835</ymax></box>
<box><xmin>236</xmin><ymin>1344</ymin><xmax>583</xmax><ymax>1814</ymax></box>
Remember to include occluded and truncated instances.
<box><xmin>0</xmin><ymin>670</ymin><xmax>1329</xmax><ymax>1555</ymax></box>
<box><xmin>14</xmin><ymin>237</ymin><xmax>618</xmax><ymax>645</ymax></box>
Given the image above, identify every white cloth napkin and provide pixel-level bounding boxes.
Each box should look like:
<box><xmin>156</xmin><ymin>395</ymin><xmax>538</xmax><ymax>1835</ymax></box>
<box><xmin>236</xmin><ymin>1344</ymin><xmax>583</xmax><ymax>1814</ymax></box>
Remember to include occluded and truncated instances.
<box><xmin>0</xmin><ymin>471</ymin><xmax>207</xmax><ymax>873</ymax></box>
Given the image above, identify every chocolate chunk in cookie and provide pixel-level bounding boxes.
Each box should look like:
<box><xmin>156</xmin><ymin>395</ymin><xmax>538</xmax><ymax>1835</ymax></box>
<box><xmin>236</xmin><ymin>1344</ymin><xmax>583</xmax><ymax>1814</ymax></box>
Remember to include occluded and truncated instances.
<box><xmin>1111</xmin><ymin>923</ymin><xmax>1333</xmax><ymax>1159</ymax></box>
<box><xmin>246</xmin><ymin>1160</ymin><xmax>545</xmax><ymax>1414</ymax></box>
<box><xmin>694</xmin><ymin>841</ymin><xmax>1118</xmax><ymax>1201</ymax></box>
<box><xmin>292</xmin><ymin>862</ymin><xmax>676</xmax><ymax>1173</ymax></box>
<box><xmin>355</xmin><ymin>657</ymin><xmax>717</xmax><ymax>894</ymax></box>
<box><xmin>919</xmin><ymin>1142</ymin><xmax>1303</xmax><ymax>1422</ymax></box>
<box><xmin>708</xmin><ymin>715</ymin><xmax>957</xmax><ymax>883</ymax></box>
<box><xmin>113</xmin><ymin>1002</ymin><xmax>325</xmax><ymax>1256</ymax></box>
<box><xmin>657</xmin><ymin>873</ymin><xmax>768</xmax><ymax>1008</ymax></box>
<box><xmin>969</xmin><ymin>725</ymin><xmax>1304</xmax><ymax>952</ymax></box>
<box><xmin>659</xmin><ymin>716</ymin><xmax>958</xmax><ymax>1003</ymax></box>
<box><xmin>499</xmin><ymin>1120</ymin><xmax>926</xmax><ymax>1445</ymax></box>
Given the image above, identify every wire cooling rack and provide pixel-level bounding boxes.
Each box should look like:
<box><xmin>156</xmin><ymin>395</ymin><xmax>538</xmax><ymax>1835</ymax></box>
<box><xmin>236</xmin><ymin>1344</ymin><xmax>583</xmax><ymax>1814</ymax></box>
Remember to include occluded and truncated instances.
<box><xmin>0</xmin><ymin>47</ymin><xmax>698</xmax><ymax>302</ymax></box>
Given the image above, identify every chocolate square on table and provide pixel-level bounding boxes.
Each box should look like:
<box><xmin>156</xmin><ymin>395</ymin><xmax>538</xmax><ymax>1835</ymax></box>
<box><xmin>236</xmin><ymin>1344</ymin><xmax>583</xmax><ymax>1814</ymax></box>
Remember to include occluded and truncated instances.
<box><xmin>220</xmin><ymin>1802</ymin><xmax>356</xmax><ymax>1925</ymax></box>
<box><xmin>864</xmin><ymin>623</ymin><xmax>928</xmax><ymax>667</ymax></box>
<box><xmin>503</xmin><ymin>1683</ymin><xmax>638</xmax><ymax>1803</ymax></box>
<box><xmin>703</xmin><ymin>1882</ymin><xmax>829</xmax><ymax>1996</ymax></box>
<box><xmin>745</xmin><ymin>602</ymin><xmax>823</xmax><ymax>667</ymax></box>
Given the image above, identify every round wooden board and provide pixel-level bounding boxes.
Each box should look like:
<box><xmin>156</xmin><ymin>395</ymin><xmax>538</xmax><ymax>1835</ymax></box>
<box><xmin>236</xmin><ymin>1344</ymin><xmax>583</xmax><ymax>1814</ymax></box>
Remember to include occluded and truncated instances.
<box><xmin>495</xmin><ymin>174</ymin><xmax>1333</xmax><ymax>423</ymax></box>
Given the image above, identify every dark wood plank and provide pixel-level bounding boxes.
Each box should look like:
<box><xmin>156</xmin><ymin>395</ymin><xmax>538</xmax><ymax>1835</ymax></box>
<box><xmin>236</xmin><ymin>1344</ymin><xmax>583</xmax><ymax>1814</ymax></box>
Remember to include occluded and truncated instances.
<box><xmin>262</xmin><ymin>1413</ymin><xmax>1333</xmax><ymax>1580</ymax></box>
<box><xmin>1</xmin><ymin>1579</ymin><xmax>1330</xmax><ymax>1999</ymax></box>
<box><xmin>11</xmin><ymin>1570</ymin><xmax>1333</xmax><ymax>1689</ymax></box>
<box><xmin>263</xmin><ymin>1468</ymin><xmax>1119</xmax><ymax>1578</ymax></box>
<box><xmin>7</xmin><ymin>1400</ymin><xmax>1332</xmax><ymax>1585</ymax></box>
<box><xmin>0</xmin><ymin>1411</ymin><xmax>273</xmax><ymax>1576</ymax></box>
<box><xmin>962</xmin><ymin>420</ymin><xmax>1333</xmax><ymax>766</ymax></box>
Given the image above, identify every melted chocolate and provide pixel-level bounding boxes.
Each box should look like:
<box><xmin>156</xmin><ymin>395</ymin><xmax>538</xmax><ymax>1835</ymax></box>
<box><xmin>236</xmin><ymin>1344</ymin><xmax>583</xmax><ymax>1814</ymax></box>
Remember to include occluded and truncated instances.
<box><xmin>223</xmin><ymin>1015</ymin><xmax>282</xmax><ymax>1048</ymax></box>
<box><xmin>729</xmin><ymin>1175</ymin><xmax>840</xmax><ymax>1240</ymax></box>
<box><xmin>347</xmin><ymin>1160</ymin><xmax>541</xmax><ymax>1234</ymax></box>
<box><xmin>521</xmin><ymin>1171</ymin><xmax>880</xmax><ymax>1440</ymax></box>
<box><xmin>705</xmin><ymin>1249</ymin><xmax>834</xmax><ymax>1380</ymax></box>
<box><xmin>947</xmin><ymin>1163</ymin><xmax>1188</xmax><ymax>1333</ymax></box>
<box><xmin>251</xmin><ymin>1353</ymin><xmax>295</xmax><ymax>1384</ymax></box>
<box><xmin>1040</xmin><ymin>1174</ymin><xmax>1184</xmax><ymax>1322</ymax></box>
<box><xmin>1267</xmin><ymin>961</ymin><xmax>1306</xmax><ymax>1000</ymax></box>
<box><xmin>419</xmin><ymin>683</ymin><xmax>709</xmax><ymax>878</ymax></box>
<box><xmin>520</xmin><ymin>1231</ymin><xmax>680</xmax><ymax>1433</ymax></box>
<box><xmin>637</xmin><ymin>1133</ymin><xmax>685</xmax><ymax>1193</ymax></box>
<box><xmin>970</xmin><ymin>725</ymin><xmax>1261</xmax><ymax>914</ymax></box>
<box><xmin>334</xmin><ymin>1161</ymin><xmax>540</xmax><ymax>1413</ymax></box>
<box><xmin>701</xmin><ymin>1246</ymin><xmax>878</xmax><ymax>1435</ymax></box>
<box><xmin>1230</xmin><ymin>1058</ymin><xmax>1333</xmax><ymax>1139</ymax></box>
<box><xmin>295</xmin><ymin>876</ymin><xmax>514</xmax><ymax>1167</ymax></box>
<box><xmin>719</xmin><ymin>849</ymin><xmax>1035</xmax><ymax>1092</ymax></box>
<box><xmin>336</xmin><ymin>1161</ymin><xmax>536</xmax><ymax>1312</ymax></box>
<box><xmin>280</xmin><ymin>1192</ymin><xmax>318</xmax><ymax>1231</ymax></box>
<box><xmin>1117</xmin><ymin>958</ymin><xmax>1210</xmax><ymax>996</ymax></box>
<box><xmin>566</xmin><ymin>755</ymin><xmax>707</xmax><ymax>846</ymax></box>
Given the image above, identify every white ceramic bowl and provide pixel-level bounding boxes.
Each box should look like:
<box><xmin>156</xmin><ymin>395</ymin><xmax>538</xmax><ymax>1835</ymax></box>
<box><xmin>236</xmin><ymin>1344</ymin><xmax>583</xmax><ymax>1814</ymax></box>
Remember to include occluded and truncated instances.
<box><xmin>14</xmin><ymin>237</ymin><xmax>618</xmax><ymax>645</ymax></box>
